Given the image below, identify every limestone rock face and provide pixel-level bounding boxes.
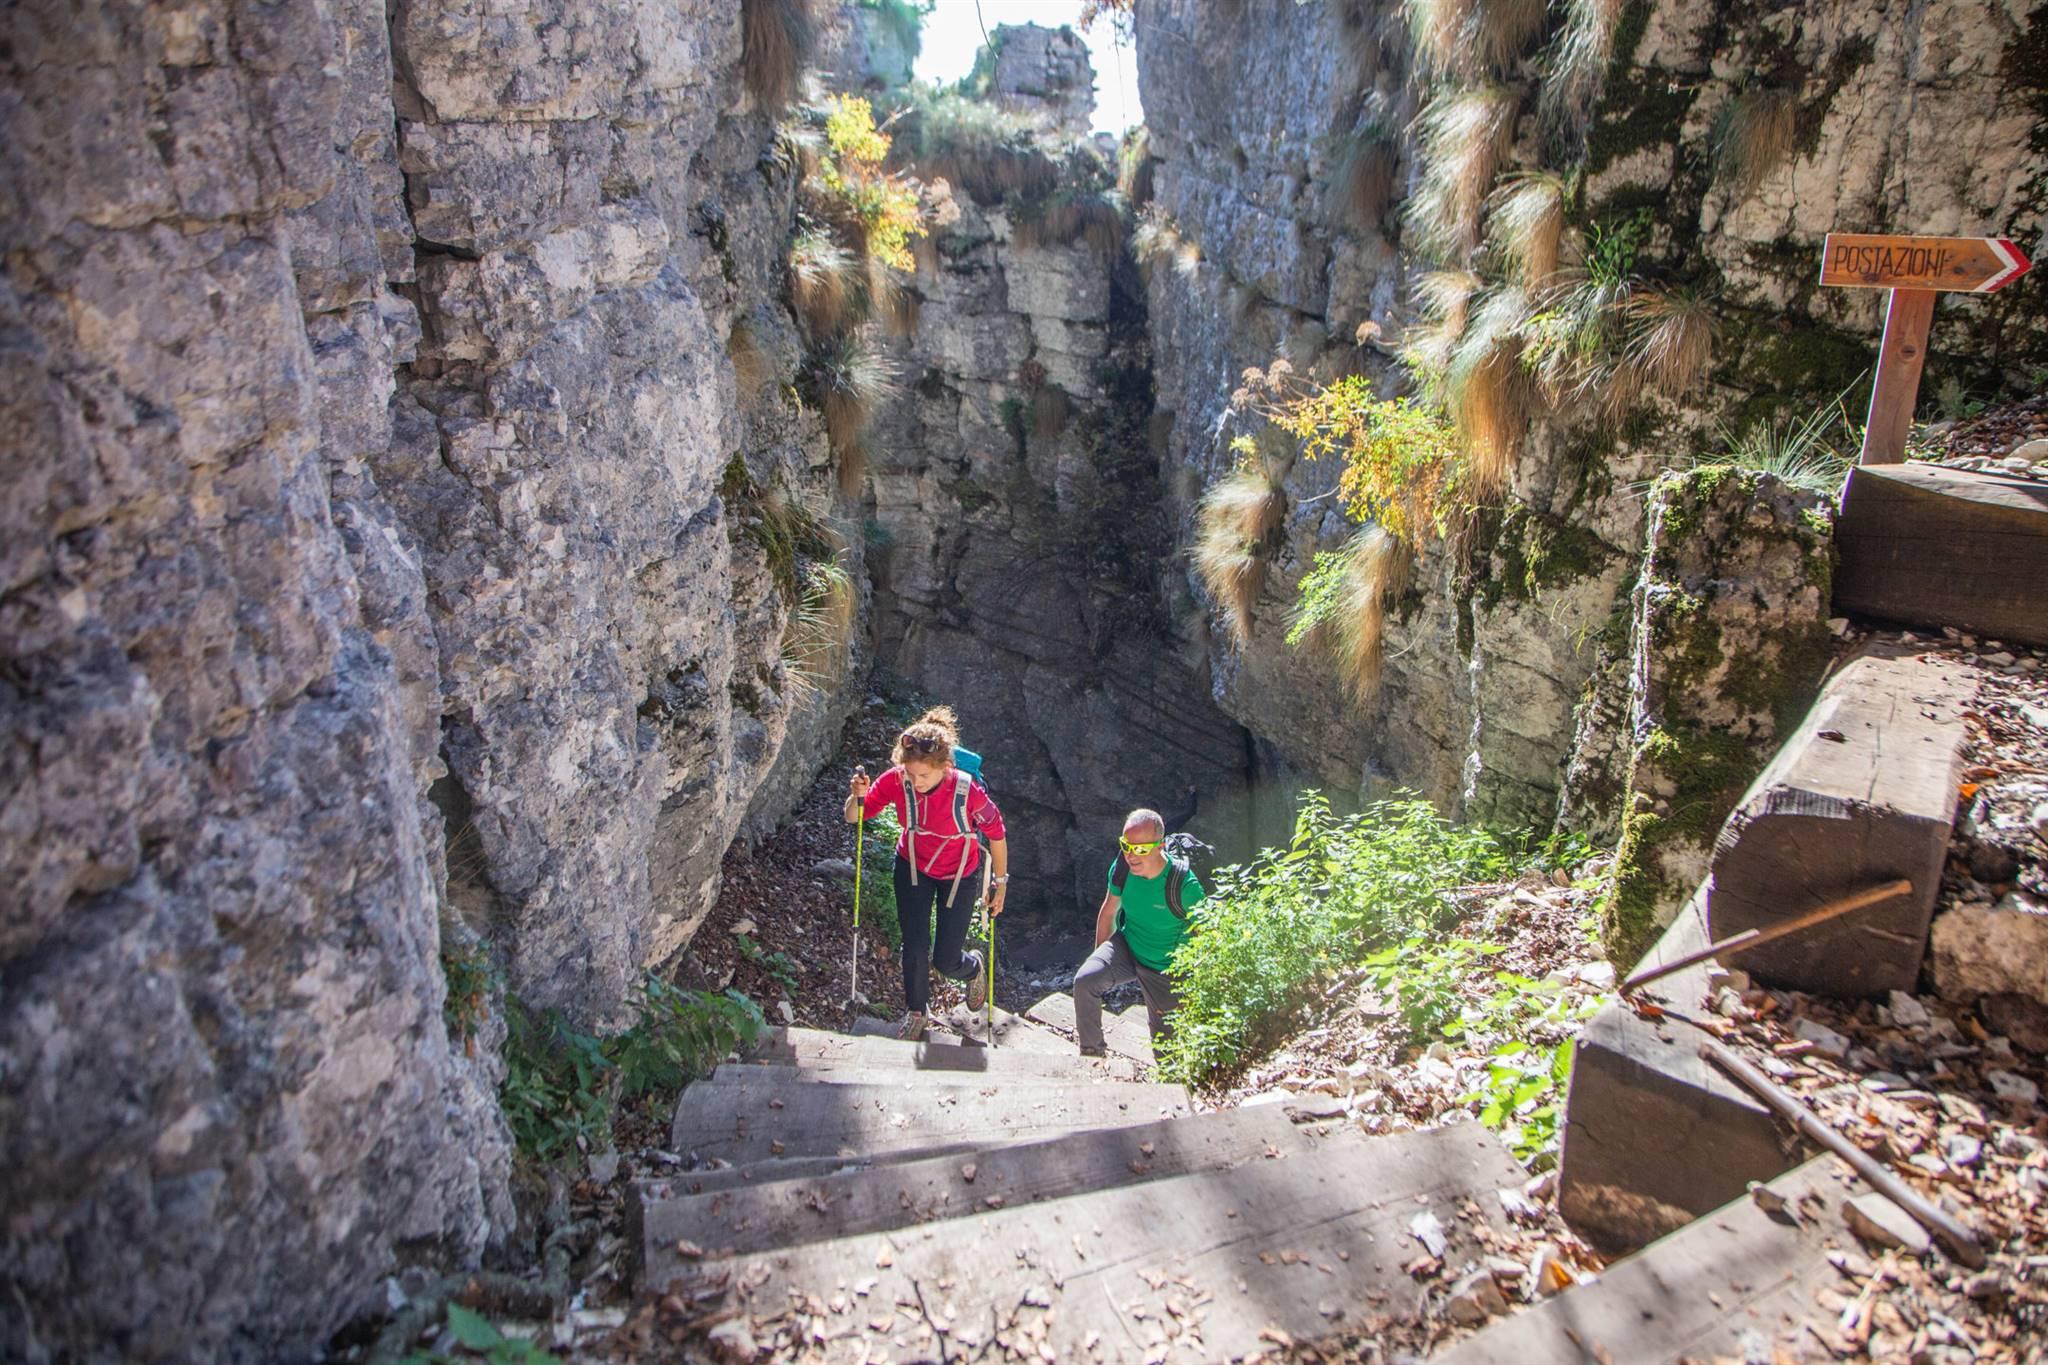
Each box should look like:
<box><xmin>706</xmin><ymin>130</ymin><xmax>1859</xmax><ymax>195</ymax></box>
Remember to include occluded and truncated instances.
<box><xmin>865</xmin><ymin>139</ymin><xmax>1252</xmax><ymax>923</ymax></box>
<box><xmin>987</xmin><ymin>24</ymin><xmax>1098</xmax><ymax>135</ymax></box>
<box><xmin>1130</xmin><ymin>0</ymin><xmax>2043</xmax><ymax>836</ymax></box>
<box><xmin>0</xmin><ymin>0</ymin><xmax>854</xmax><ymax>1357</ymax></box>
<box><xmin>1600</xmin><ymin>471</ymin><xmax>1835</xmax><ymax>963</ymax></box>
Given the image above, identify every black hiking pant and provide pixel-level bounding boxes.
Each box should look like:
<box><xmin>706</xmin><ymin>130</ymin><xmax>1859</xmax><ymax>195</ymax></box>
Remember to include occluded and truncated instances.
<box><xmin>895</xmin><ymin>854</ymin><xmax>983</xmax><ymax>1013</ymax></box>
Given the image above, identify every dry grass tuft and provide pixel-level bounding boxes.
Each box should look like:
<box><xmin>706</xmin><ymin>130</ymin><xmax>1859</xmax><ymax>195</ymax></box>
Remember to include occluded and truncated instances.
<box><xmin>1622</xmin><ymin>286</ymin><xmax>1718</xmax><ymax>400</ymax></box>
<box><xmin>890</xmin><ymin>92</ymin><xmax>1058</xmax><ymax>207</ymax></box>
<box><xmin>868</xmin><ymin>259</ymin><xmax>920</xmax><ymax>338</ymax></box>
<box><xmin>1332</xmin><ymin>527</ymin><xmax>1415</xmax><ymax>701</ymax></box>
<box><xmin>1405</xmin><ymin>0</ymin><xmax>1548</xmax><ymax>80</ymax></box>
<box><xmin>1445</xmin><ymin>287</ymin><xmax>1533</xmax><ymax>498</ymax></box>
<box><xmin>782</xmin><ymin>554</ymin><xmax>857</xmax><ymax>703</ymax></box>
<box><xmin>1327</xmin><ymin>124</ymin><xmax>1399</xmax><ymax>232</ymax></box>
<box><xmin>1713</xmin><ymin>88</ymin><xmax>1801</xmax><ymax>199</ymax></box>
<box><xmin>1195</xmin><ymin>465</ymin><xmax>1290</xmax><ymax>645</ymax></box>
<box><xmin>1488</xmin><ymin>172</ymin><xmax>1567</xmax><ymax>290</ymax></box>
<box><xmin>1409</xmin><ymin>86</ymin><xmax>1519</xmax><ymax>262</ymax></box>
<box><xmin>1401</xmin><ymin>268</ymin><xmax>1483</xmax><ymax>383</ymax></box>
<box><xmin>727</xmin><ymin>318</ymin><xmax>771</xmax><ymax>397</ymax></box>
<box><xmin>808</xmin><ymin>334</ymin><xmax>898</xmax><ymax>491</ymax></box>
<box><xmin>1116</xmin><ymin>126</ymin><xmax>1155</xmax><ymax>206</ymax></box>
<box><xmin>1541</xmin><ymin>0</ymin><xmax>1628</xmax><ymax>145</ymax></box>
<box><xmin>742</xmin><ymin>0</ymin><xmax>816</xmax><ymax>115</ymax></box>
<box><xmin>1012</xmin><ymin>195</ymin><xmax>1126</xmax><ymax>262</ymax></box>
<box><xmin>1029</xmin><ymin>385</ymin><xmax>1072</xmax><ymax>439</ymax></box>
<box><xmin>790</xmin><ymin>227</ymin><xmax>860</xmax><ymax>338</ymax></box>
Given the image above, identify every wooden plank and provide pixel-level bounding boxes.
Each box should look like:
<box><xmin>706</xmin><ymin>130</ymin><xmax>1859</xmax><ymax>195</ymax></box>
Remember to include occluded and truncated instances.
<box><xmin>1858</xmin><ymin>287</ymin><xmax>1936</xmax><ymax>464</ymax></box>
<box><xmin>1706</xmin><ymin>651</ymin><xmax>1977</xmax><ymax>995</ymax></box>
<box><xmin>1024</xmin><ymin>992</ymin><xmax>1156</xmax><ymax>1063</ymax></box>
<box><xmin>745</xmin><ymin>1027</ymin><xmax>1143</xmax><ymax>1081</ymax></box>
<box><xmin>1561</xmin><ymin>887</ymin><xmax>1795</xmax><ymax>1255</ymax></box>
<box><xmin>1835</xmin><ymin>463</ymin><xmax>2048</xmax><ymax>644</ymax></box>
<box><xmin>847</xmin><ymin>1006</ymin><xmax>1074</xmax><ymax>1055</ymax></box>
<box><xmin>652</xmin><ymin>1125</ymin><xmax>1528</xmax><ymax>1362</ymax></box>
<box><xmin>634</xmin><ymin>1106</ymin><xmax>1311</xmax><ymax>1278</ymax></box>
<box><xmin>1819</xmin><ymin>233</ymin><xmax>2030</xmax><ymax>292</ymax></box>
<box><xmin>1441</xmin><ymin>1155</ymin><xmax>1861</xmax><ymax>1365</ymax></box>
<box><xmin>669</xmin><ymin>1076</ymin><xmax>1191</xmax><ymax>1165</ymax></box>
<box><xmin>711</xmin><ymin>1060</ymin><xmax>1134</xmax><ymax>1089</ymax></box>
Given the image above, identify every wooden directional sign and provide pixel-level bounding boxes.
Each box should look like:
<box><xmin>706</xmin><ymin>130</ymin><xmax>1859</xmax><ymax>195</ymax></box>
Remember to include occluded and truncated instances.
<box><xmin>1819</xmin><ymin>233</ymin><xmax>2031</xmax><ymax>293</ymax></box>
<box><xmin>1819</xmin><ymin>232</ymin><xmax>2033</xmax><ymax>465</ymax></box>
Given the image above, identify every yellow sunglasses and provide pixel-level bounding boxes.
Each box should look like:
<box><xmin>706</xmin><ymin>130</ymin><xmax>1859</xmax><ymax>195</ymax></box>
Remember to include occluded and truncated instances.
<box><xmin>1118</xmin><ymin>837</ymin><xmax>1163</xmax><ymax>856</ymax></box>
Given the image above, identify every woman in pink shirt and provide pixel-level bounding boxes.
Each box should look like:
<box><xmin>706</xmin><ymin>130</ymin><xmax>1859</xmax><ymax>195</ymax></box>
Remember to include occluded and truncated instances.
<box><xmin>845</xmin><ymin>706</ymin><xmax>1009</xmax><ymax>1039</ymax></box>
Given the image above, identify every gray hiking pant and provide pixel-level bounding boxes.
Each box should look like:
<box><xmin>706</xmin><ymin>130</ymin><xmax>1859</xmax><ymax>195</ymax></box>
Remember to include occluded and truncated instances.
<box><xmin>1072</xmin><ymin>933</ymin><xmax>1180</xmax><ymax>1051</ymax></box>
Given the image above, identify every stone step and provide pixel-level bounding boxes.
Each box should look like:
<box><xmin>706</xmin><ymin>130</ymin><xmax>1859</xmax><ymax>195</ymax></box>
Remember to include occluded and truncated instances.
<box><xmin>1707</xmin><ymin>648</ymin><xmax>1976</xmax><ymax>996</ymax></box>
<box><xmin>743</xmin><ymin>1026</ymin><xmax>1145</xmax><ymax>1081</ymax></box>
<box><xmin>669</xmin><ymin>1075</ymin><xmax>1192</xmax><ymax>1166</ymax></box>
<box><xmin>848</xmin><ymin>1004</ymin><xmax>1074</xmax><ymax>1055</ymax></box>
<box><xmin>649</xmin><ymin>1124</ymin><xmax>1526</xmax><ymax>1361</ymax></box>
<box><xmin>1440</xmin><ymin>1154</ymin><xmax>1858</xmax><ymax>1364</ymax></box>
<box><xmin>634</xmin><ymin>1105</ymin><xmax>1311</xmax><ymax>1280</ymax></box>
<box><xmin>1835</xmin><ymin>461</ymin><xmax>2048</xmax><ymax>647</ymax></box>
<box><xmin>1024</xmin><ymin>991</ymin><xmax>1156</xmax><ymax>1063</ymax></box>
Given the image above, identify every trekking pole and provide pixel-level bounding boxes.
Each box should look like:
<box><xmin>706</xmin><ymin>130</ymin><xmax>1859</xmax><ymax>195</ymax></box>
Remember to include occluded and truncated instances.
<box><xmin>848</xmin><ymin>766</ymin><xmax>866</xmax><ymax>1013</ymax></box>
<box><xmin>985</xmin><ymin>893</ymin><xmax>996</xmax><ymax>1048</ymax></box>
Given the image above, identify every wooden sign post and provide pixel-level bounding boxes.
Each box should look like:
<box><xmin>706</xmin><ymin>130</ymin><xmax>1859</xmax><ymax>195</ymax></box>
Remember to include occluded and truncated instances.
<box><xmin>1818</xmin><ymin>233</ymin><xmax>2031</xmax><ymax>464</ymax></box>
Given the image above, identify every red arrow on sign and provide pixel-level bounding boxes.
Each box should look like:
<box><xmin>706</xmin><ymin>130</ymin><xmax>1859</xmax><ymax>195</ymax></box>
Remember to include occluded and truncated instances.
<box><xmin>1820</xmin><ymin>234</ymin><xmax>2033</xmax><ymax>293</ymax></box>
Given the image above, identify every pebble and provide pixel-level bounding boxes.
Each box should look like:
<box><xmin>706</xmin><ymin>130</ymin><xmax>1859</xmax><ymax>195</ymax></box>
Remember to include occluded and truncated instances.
<box><xmin>2011</xmin><ymin>438</ymin><xmax>2048</xmax><ymax>460</ymax></box>
<box><xmin>1942</xmin><ymin>1133</ymin><xmax>1983</xmax><ymax>1169</ymax></box>
<box><xmin>1986</xmin><ymin>1069</ymin><xmax>2040</xmax><ymax>1106</ymax></box>
<box><xmin>1996</xmin><ymin>1129</ymin><xmax>2045</xmax><ymax>1159</ymax></box>
<box><xmin>1409</xmin><ymin>1209</ymin><xmax>1448</xmax><ymax>1259</ymax></box>
<box><xmin>1887</xmin><ymin>990</ymin><xmax>1931</xmax><ymax>1028</ymax></box>
<box><xmin>1792</xmin><ymin>1017</ymin><xmax>1852</xmax><ymax>1060</ymax></box>
<box><xmin>1444</xmin><ymin>1268</ymin><xmax>1507</xmax><ymax>1324</ymax></box>
<box><xmin>1844</xmin><ymin>1193</ymin><xmax>1931</xmax><ymax>1255</ymax></box>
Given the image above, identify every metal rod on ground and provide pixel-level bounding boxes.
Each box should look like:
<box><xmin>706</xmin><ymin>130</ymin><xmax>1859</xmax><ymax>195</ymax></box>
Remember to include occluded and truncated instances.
<box><xmin>1699</xmin><ymin>1036</ymin><xmax>1987</xmax><ymax>1268</ymax></box>
<box><xmin>1622</xmin><ymin>878</ymin><xmax>1913</xmax><ymax>994</ymax></box>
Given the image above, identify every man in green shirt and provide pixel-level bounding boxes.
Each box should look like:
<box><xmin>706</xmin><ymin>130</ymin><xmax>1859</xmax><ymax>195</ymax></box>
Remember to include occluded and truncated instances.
<box><xmin>1072</xmin><ymin>808</ymin><xmax>1205</xmax><ymax>1056</ymax></box>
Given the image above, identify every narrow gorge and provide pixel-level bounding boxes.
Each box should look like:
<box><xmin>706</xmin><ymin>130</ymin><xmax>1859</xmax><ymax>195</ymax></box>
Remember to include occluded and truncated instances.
<box><xmin>2</xmin><ymin>0</ymin><xmax>2043</xmax><ymax>1359</ymax></box>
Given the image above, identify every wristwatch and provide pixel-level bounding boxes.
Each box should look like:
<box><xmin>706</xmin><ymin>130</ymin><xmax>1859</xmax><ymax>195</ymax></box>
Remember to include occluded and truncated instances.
<box><xmin>990</xmin><ymin>875</ymin><xmax>1010</xmax><ymax>885</ymax></box>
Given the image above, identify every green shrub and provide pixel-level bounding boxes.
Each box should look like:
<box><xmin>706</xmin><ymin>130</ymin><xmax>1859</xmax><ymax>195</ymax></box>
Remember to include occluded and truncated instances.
<box><xmin>1157</xmin><ymin>793</ymin><xmax>1515</xmax><ymax>1082</ymax></box>
<box><xmin>501</xmin><ymin>977</ymin><xmax>764</xmax><ymax>1162</ymax></box>
<box><xmin>400</xmin><ymin>1302</ymin><xmax>556</xmax><ymax>1364</ymax></box>
<box><xmin>852</xmin><ymin>807</ymin><xmax>905</xmax><ymax>949</ymax></box>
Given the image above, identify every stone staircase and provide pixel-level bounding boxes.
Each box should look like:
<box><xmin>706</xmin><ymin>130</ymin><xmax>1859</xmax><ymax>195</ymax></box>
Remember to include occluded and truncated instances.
<box><xmin>632</xmin><ymin>1002</ymin><xmax>1529</xmax><ymax>1361</ymax></box>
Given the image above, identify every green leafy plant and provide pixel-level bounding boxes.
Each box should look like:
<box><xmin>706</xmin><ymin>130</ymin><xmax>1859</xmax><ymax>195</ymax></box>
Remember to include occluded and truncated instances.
<box><xmin>734</xmin><ymin>934</ymin><xmax>802</xmax><ymax>996</ymax></box>
<box><xmin>1459</xmin><ymin>1038</ymin><xmax>1577</xmax><ymax>1166</ymax></box>
<box><xmin>854</xmin><ymin>807</ymin><xmax>906</xmax><ymax>949</ymax></box>
<box><xmin>1157</xmin><ymin>793</ymin><xmax>1516</xmax><ymax>1082</ymax></box>
<box><xmin>440</xmin><ymin>939</ymin><xmax>497</xmax><ymax>1057</ymax></box>
<box><xmin>402</xmin><ymin>1302</ymin><xmax>557</xmax><ymax>1364</ymax></box>
<box><xmin>501</xmin><ymin>977</ymin><xmax>764</xmax><ymax>1162</ymax></box>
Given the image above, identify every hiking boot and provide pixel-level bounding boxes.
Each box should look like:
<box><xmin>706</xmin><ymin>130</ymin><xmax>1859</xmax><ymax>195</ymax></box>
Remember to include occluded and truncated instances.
<box><xmin>898</xmin><ymin>1011</ymin><xmax>930</xmax><ymax>1041</ymax></box>
<box><xmin>1078</xmin><ymin>1044</ymin><xmax>1108</xmax><ymax>1059</ymax></box>
<box><xmin>964</xmin><ymin>952</ymin><xmax>988</xmax><ymax>1013</ymax></box>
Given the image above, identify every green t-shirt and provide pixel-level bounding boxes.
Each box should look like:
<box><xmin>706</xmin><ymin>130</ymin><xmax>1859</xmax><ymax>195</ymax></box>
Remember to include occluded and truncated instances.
<box><xmin>1107</xmin><ymin>859</ymin><xmax>1206</xmax><ymax>971</ymax></box>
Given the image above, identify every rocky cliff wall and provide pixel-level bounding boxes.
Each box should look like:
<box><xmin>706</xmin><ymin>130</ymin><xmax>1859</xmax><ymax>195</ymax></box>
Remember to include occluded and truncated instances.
<box><xmin>0</xmin><ymin>1</ymin><xmax>859</xmax><ymax>1357</ymax></box>
<box><xmin>865</xmin><ymin>72</ymin><xmax>1256</xmax><ymax>923</ymax></box>
<box><xmin>1130</xmin><ymin>0</ymin><xmax>2045</xmax><ymax>844</ymax></box>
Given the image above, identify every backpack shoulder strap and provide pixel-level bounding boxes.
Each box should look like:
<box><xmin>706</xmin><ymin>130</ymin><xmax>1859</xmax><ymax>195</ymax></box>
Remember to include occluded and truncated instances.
<box><xmin>1163</xmin><ymin>857</ymin><xmax>1189</xmax><ymax>918</ymax></box>
<box><xmin>898</xmin><ymin>766</ymin><xmax>919</xmax><ymax>833</ymax></box>
<box><xmin>950</xmin><ymin>771</ymin><xmax>972</xmax><ymax>833</ymax></box>
<box><xmin>1110</xmin><ymin>859</ymin><xmax>1129</xmax><ymax>894</ymax></box>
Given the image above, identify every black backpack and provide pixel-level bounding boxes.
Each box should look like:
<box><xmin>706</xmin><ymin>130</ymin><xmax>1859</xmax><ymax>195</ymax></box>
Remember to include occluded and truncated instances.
<box><xmin>1110</xmin><ymin>832</ymin><xmax>1211</xmax><ymax>920</ymax></box>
